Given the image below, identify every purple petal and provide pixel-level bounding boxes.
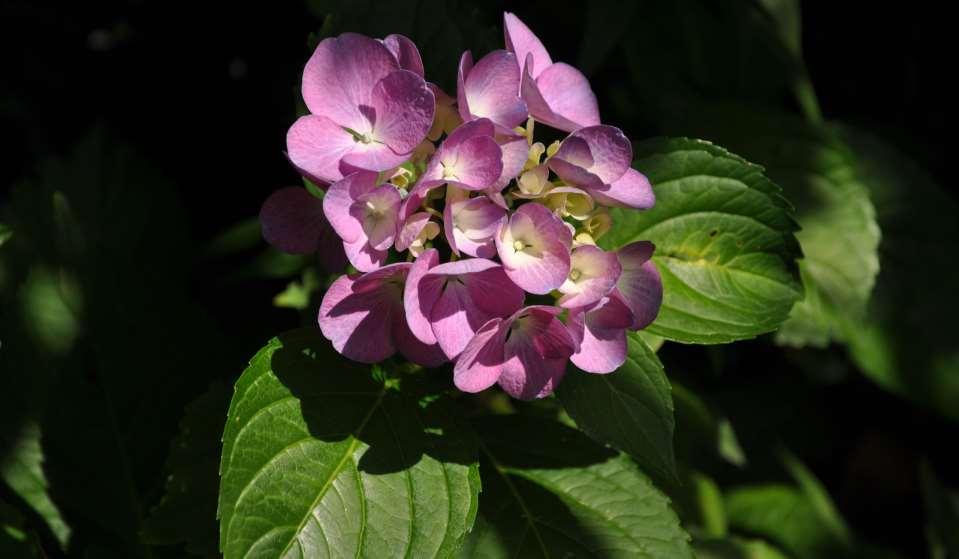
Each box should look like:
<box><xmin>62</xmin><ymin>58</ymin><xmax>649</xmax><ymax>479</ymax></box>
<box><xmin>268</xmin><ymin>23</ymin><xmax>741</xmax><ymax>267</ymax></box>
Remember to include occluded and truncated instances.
<box><xmin>259</xmin><ymin>187</ymin><xmax>326</xmax><ymax>254</ymax></box>
<box><xmin>396</xmin><ymin>211</ymin><xmax>431</xmax><ymax>252</ymax></box>
<box><xmin>323</xmin><ymin>171</ymin><xmax>379</xmax><ymax>243</ymax></box>
<box><xmin>369</xmin><ymin>69</ymin><xmax>435</xmax><ymax>155</ymax></box>
<box><xmin>355</xmin><ymin>185</ymin><xmax>401</xmax><ymax>251</ymax></box>
<box><xmin>454</xmin><ymin>317</ymin><xmax>508</xmax><ymax>393</ymax></box>
<box><xmin>382</xmin><ymin>34</ymin><xmax>424</xmax><ymax>77</ymax></box>
<box><xmin>445</xmin><ymin>195</ymin><xmax>507</xmax><ymax>258</ymax></box>
<box><xmin>494</xmin><ymin>133</ymin><xmax>531</xmax><ymax>189</ymax></box>
<box><xmin>343</xmin><ymin>236</ymin><xmax>388</xmax><ymax>272</ymax></box>
<box><xmin>456</xmin><ymin>51</ymin><xmax>474</xmax><ymax>119</ymax></box>
<box><xmin>461</xmin><ymin>50</ymin><xmax>528</xmax><ymax>131</ymax></box>
<box><xmin>558</xmin><ymin>245</ymin><xmax>622</xmax><ymax>308</ymax></box>
<box><xmin>392</xmin><ymin>310</ymin><xmax>448</xmax><ymax>367</ymax></box>
<box><xmin>590</xmin><ymin>168</ymin><xmax>656</xmax><ymax>209</ymax></box>
<box><xmin>549</xmin><ymin>125</ymin><xmax>631</xmax><ymax>188</ymax></box>
<box><xmin>503</xmin><ymin>12</ymin><xmax>552</xmax><ymax>79</ymax></box>
<box><xmin>286</xmin><ymin>115</ymin><xmax>357</xmax><ymax>185</ymax></box>
<box><xmin>302</xmin><ymin>33</ymin><xmax>398</xmax><ymax>133</ymax></box>
<box><xmin>569</xmin><ymin>296</ymin><xmax>631</xmax><ymax>374</ymax></box>
<box><xmin>496</xmin><ymin>202</ymin><xmax>572</xmax><ymax>294</ymax></box>
<box><xmin>418</xmin><ymin>119</ymin><xmax>501</xmax><ymax>190</ymax></box>
<box><xmin>463</xmin><ymin>263</ymin><xmax>526</xmax><ymax>318</ymax></box>
<box><xmin>318</xmin><ymin>273</ymin><xmax>396</xmax><ymax>363</ymax></box>
<box><xmin>429</xmin><ymin>280</ymin><xmax>487</xmax><ymax>359</ymax></box>
<box><xmin>615</xmin><ymin>241</ymin><xmax>663</xmax><ymax>330</ymax></box>
<box><xmin>403</xmin><ymin>249</ymin><xmax>441</xmax><ymax>345</ymax></box>
<box><xmin>498</xmin><ymin>307</ymin><xmax>575</xmax><ymax>400</ymax></box>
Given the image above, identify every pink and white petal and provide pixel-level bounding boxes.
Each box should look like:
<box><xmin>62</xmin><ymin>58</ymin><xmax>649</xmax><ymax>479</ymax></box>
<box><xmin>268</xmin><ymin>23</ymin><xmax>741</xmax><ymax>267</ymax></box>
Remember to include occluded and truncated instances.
<box><xmin>340</xmin><ymin>138</ymin><xmax>411</xmax><ymax>173</ymax></box>
<box><xmin>403</xmin><ymin>249</ymin><xmax>441</xmax><ymax>345</ymax></box>
<box><xmin>531</xmin><ymin>63</ymin><xmax>600</xmax><ymax>132</ymax></box>
<box><xmin>429</xmin><ymin>281</ymin><xmax>492</xmax><ymax>359</ymax></box>
<box><xmin>456</xmin><ymin>51</ymin><xmax>474</xmax><ymax>122</ymax></box>
<box><xmin>382</xmin><ymin>34</ymin><xmax>424</xmax><ymax>77</ymax></box>
<box><xmin>302</xmin><ymin>33</ymin><xmax>398</xmax><ymax>132</ymax></box>
<box><xmin>569</xmin><ymin>300</ymin><xmax>628</xmax><ymax>374</ymax></box>
<box><xmin>318</xmin><ymin>274</ymin><xmax>396</xmax><ymax>363</ymax></box>
<box><xmin>259</xmin><ymin>187</ymin><xmax>326</xmax><ymax>254</ymax></box>
<box><xmin>494</xmin><ymin>133</ymin><xmax>530</xmax><ymax>189</ymax></box>
<box><xmin>356</xmin><ymin>186</ymin><xmax>401</xmax><ymax>251</ymax></box>
<box><xmin>590</xmin><ymin>168</ymin><xmax>655</xmax><ymax>209</ymax></box>
<box><xmin>464</xmin><ymin>264</ymin><xmax>525</xmax><ymax>318</ymax></box>
<box><xmin>520</xmin><ymin>60</ymin><xmax>583</xmax><ymax>133</ymax></box>
<box><xmin>323</xmin><ymin>170</ymin><xmax>379</xmax><ymax>243</ymax></box>
<box><xmin>448</xmin><ymin>196</ymin><xmax>507</xmax><ymax>258</ymax></box>
<box><xmin>551</xmin><ymin>125</ymin><xmax>631</xmax><ymax>187</ymax></box>
<box><xmin>453</xmin><ymin>318</ymin><xmax>508</xmax><ymax>393</ymax></box>
<box><xmin>558</xmin><ymin>245</ymin><xmax>622</xmax><ymax>308</ymax></box>
<box><xmin>396</xmin><ymin>211</ymin><xmax>432</xmax><ymax>252</ymax></box>
<box><xmin>496</xmin><ymin>203</ymin><xmax>572</xmax><ymax>294</ymax></box>
<box><xmin>287</xmin><ymin>115</ymin><xmax>357</xmax><ymax>185</ymax></box>
<box><xmin>485</xmin><ymin>189</ymin><xmax>509</xmax><ymax>210</ymax></box>
<box><xmin>342</xmin><ymin>236</ymin><xmax>388</xmax><ymax>272</ymax></box>
<box><xmin>463</xmin><ymin>50</ymin><xmax>528</xmax><ymax>130</ymax></box>
<box><xmin>503</xmin><ymin>12</ymin><xmax>552</xmax><ymax>79</ymax></box>
<box><xmin>444</xmin><ymin>136</ymin><xmax>504</xmax><ymax>190</ymax></box>
<box><xmin>615</xmin><ymin>241</ymin><xmax>663</xmax><ymax>330</ymax></box>
<box><xmin>370</xmin><ymin>69</ymin><xmax>435</xmax><ymax>154</ymax></box>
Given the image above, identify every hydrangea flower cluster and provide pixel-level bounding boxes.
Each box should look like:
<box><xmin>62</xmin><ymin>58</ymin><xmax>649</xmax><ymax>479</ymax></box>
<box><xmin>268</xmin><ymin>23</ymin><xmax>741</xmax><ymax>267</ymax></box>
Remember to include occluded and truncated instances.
<box><xmin>260</xmin><ymin>13</ymin><xmax>663</xmax><ymax>400</ymax></box>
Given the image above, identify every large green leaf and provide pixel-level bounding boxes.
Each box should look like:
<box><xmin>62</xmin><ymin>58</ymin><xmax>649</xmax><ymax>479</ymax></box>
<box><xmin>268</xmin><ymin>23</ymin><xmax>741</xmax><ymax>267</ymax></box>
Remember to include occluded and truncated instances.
<box><xmin>142</xmin><ymin>382</ymin><xmax>231</xmax><ymax>555</ymax></box>
<box><xmin>556</xmin><ymin>333</ymin><xmax>677</xmax><ymax>483</ymax></box>
<box><xmin>218</xmin><ymin>329</ymin><xmax>480</xmax><ymax>559</ymax></box>
<box><xmin>0</xmin><ymin>422</ymin><xmax>70</xmax><ymax>549</ymax></box>
<box><xmin>459</xmin><ymin>415</ymin><xmax>692</xmax><ymax>558</ymax></box>
<box><xmin>600</xmin><ymin>137</ymin><xmax>803</xmax><ymax>344</ymax></box>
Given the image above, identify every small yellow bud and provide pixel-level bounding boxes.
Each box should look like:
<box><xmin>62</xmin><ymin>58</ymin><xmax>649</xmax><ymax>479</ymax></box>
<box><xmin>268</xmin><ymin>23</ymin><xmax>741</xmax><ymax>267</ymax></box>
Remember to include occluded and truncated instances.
<box><xmin>546</xmin><ymin>140</ymin><xmax>562</xmax><ymax>158</ymax></box>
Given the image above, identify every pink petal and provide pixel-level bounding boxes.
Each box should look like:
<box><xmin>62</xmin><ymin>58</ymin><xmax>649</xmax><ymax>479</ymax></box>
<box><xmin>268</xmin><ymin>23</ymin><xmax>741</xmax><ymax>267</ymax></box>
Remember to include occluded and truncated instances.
<box><xmin>453</xmin><ymin>317</ymin><xmax>508</xmax><ymax>393</ymax></box>
<box><xmin>498</xmin><ymin>307</ymin><xmax>575</xmax><ymax>400</ymax></box>
<box><xmin>461</xmin><ymin>50</ymin><xmax>528</xmax><ymax>131</ymax></box>
<box><xmin>342</xmin><ymin>236</ymin><xmax>388</xmax><ymax>272</ymax></box>
<box><xmin>396</xmin><ymin>211</ymin><xmax>432</xmax><ymax>252</ymax></box>
<box><xmin>323</xmin><ymin>171</ymin><xmax>379</xmax><ymax>243</ymax></box>
<box><xmin>494</xmin><ymin>133</ymin><xmax>530</xmax><ymax>189</ymax></box>
<box><xmin>403</xmin><ymin>249</ymin><xmax>441</xmax><ymax>345</ymax></box>
<box><xmin>429</xmin><ymin>280</ymin><xmax>488</xmax><ymax>359</ymax></box>
<box><xmin>615</xmin><ymin>241</ymin><xmax>663</xmax><ymax>330</ymax></box>
<box><xmin>382</xmin><ymin>34</ymin><xmax>424</xmax><ymax>77</ymax></box>
<box><xmin>259</xmin><ymin>187</ymin><xmax>326</xmax><ymax>254</ymax></box>
<box><xmin>456</xmin><ymin>51</ymin><xmax>474</xmax><ymax>120</ymax></box>
<box><xmin>355</xmin><ymin>185</ymin><xmax>401</xmax><ymax>251</ymax></box>
<box><xmin>445</xmin><ymin>195</ymin><xmax>507</xmax><ymax>258</ymax></box>
<box><xmin>393</xmin><ymin>310</ymin><xmax>448</xmax><ymax>367</ymax></box>
<box><xmin>286</xmin><ymin>115</ymin><xmax>357</xmax><ymax>185</ymax></box>
<box><xmin>590</xmin><ymin>168</ymin><xmax>655</xmax><ymax>209</ymax></box>
<box><xmin>568</xmin><ymin>296</ymin><xmax>630</xmax><ymax>374</ymax></box>
<box><xmin>369</xmin><ymin>69</ymin><xmax>435</xmax><ymax>155</ymax></box>
<box><xmin>464</xmin><ymin>263</ymin><xmax>526</xmax><ymax>318</ymax></box>
<box><xmin>503</xmin><ymin>12</ymin><xmax>552</xmax><ymax>80</ymax></box>
<box><xmin>302</xmin><ymin>33</ymin><xmax>398</xmax><ymax>133</ymax></box>
<box><xmin>549</xmin><ymin>125</ymin><xmax>631</xmax><ymax>187</ymax></box>
<box><xmin>318</xmin><ymin>273</ymin><xmax>396</xmax><ymax>363</ymax></box>
<box><xmin>558</xmin><ymin>245</ymin><xmax>622</xmax><ymax>308</ymax></box>
<box><xmin>417</xmin><ymin>119</ymin><xmax>501</xmax><ymax>190</ymax></box>
<box><xmin>521</xmin><ymin>59</ymin><xmax>599</xmax><ymax>133</ymax></box>
<box><xmin>339</xmin><ymin>137</ymin><xmax>413</xmax><ymax>174</ymax></box>
<box><xmin>496</xmin><ymin>202</ymin><xmax>572</xmax><ymax>294</ymax></box>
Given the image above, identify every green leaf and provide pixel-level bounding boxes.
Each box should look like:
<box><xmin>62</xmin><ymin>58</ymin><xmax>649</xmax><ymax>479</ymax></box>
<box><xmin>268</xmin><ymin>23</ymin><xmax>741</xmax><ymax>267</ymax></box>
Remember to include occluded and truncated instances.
<box><xmin>694</xmin><ymin>536</ymin><xmax>790</xmax><ymax>559</ymax></box>
<box><xmin>218</xmin><ymin>329</ymin><xmax>480</xmax><ymax>559</ymax></box>
<box><xmin>459</xmin><ymin>415</ymin><xmax>692</xmax><ymax>558</ymax></box>
<box><xmin>0</xmin><ymin>500</ymin><xmax>40</xmax><ymax>558</ymax></box>
<box><xmin>600</xmin><ymin>137</ymin><xmax>803</xmax><ymax>344</ymax></box>
<box><xmin>556</xmin><ymin>333</ymin><xmax>677</xmax><ymax>483</ymax></box>
<box><xmin>920</xmin><ymin>462</ymin><xmax>959</xmax><ymax>559</ymax></box>
<box><xmin>142</xmin><ymin>383</ymin><xmax>231</xmax><ymax>555</ymax></box>
<box><xmin>0</xmin><ymin>422</ymin><xmax>70</xmax><ymax>549</ymax></box>
<box><xmin>672</xmin><ymin>380</ymin><xmax>746</xmax><ymax>468</ymax></box>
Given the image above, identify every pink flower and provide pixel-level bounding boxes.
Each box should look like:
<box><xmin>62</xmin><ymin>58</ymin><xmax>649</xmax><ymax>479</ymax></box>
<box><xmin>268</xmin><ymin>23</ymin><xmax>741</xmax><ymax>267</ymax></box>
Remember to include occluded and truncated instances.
<box><xmin>457</xmin><ymin>50</ymin><xmax>528</xmax><ymax>132</ymax></box>
<box><xmin>319</xmin><ymin>263</ymin><xmax>446</xmax><ymax>366</ymax></box>
<box><xmin>415</xmin><ymin>118</ymin><xmax>504</xmax><ymax>191</ymax></box>
<box><xmin>404</xmin><ymin>250</ymin><xmax>524</xmax><ymax>359</ymax></box>
<box><xmin>558</xmin><ymin>245</ymin><xmax>622</xmax><ymax>308</ymax></box>
<box><xmin>612</xmin><ymin>241</ymin><xmax>663</xmax><ymax>330</ymax></box>
<box><xmin>323</xmin><ymin>171</ymin><xmax>401</xmax><ymax>272</ymax></box>
<box><xmin>503</xmin><ymin>13</ymin><xmax>600</xmax><ymax>132</ymax></box>
<box><xmin>567</xmin><ymin>295</ymin><xmax>634</xmax><ymax>374</ymax></box>
<box><xmin>495</xmin><ymin>202</ymin><xmax>572</xmax><ymax>294</ymax></box>
<box><xmin>258</xmin><ymin>186</ymin><xmax>347</xmax><ymax>272</ymax></box>
<box><xmin>444</xmin><ymin>195</ymin><xmax>507</xmax><ymax>258</ymax></box>
<box><xmin>548</xmin><ymin>125</ymin><xmax>655</xmax><ymax>210</ymax></box>
<box><xmin>454</xmin><ymin>306</ymin><xmax>577</xmax><ymax>400</ymax></box>
<box><xmin>287</xmin><ymin>33</ymin><xmax>435</xmax><ymax>184</ymax></box>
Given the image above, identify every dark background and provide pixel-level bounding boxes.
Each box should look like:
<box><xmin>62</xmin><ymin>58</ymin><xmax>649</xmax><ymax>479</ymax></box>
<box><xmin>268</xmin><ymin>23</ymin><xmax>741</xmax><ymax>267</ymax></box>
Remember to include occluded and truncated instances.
<box><xmin>1</xmin><ymin>1</ymin><xmax>955</xmax><ymax>557</ymax></box>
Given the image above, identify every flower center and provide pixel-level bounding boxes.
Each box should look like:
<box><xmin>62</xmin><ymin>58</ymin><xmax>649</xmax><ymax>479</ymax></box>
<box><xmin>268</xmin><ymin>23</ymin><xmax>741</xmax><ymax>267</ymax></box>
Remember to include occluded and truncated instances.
<box><xmin>512</xmin><ymin>240</ymin><xmax>526</xmax><ymax>252</ymax></box>
<box><xmin>569</xmin><ymin>269</ymin><xmax>582</xmax><ymax>282</ymax></box>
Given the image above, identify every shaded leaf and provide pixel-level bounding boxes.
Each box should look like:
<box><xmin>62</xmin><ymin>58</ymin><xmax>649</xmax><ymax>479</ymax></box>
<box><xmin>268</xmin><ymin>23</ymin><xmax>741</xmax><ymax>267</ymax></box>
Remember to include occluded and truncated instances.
<box><xmin>218</xmin><ymin>329</ymin><xmax>480</xmax><ymax>559</ymax></box>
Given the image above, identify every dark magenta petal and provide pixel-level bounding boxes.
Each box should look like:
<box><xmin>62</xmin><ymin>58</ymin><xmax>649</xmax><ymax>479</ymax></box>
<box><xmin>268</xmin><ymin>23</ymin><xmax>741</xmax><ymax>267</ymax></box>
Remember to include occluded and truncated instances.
<box><xmin>615</xmin><ymin>241</ymin><xmax>663</xmax><ymax>330</ymax></box>
<box><xmin>259</xmin><ymin>187</ymin><xmax>326</xmax><ymax>254</ymax></box>
<box><xmin>370</xmin><ymin>69</ymin><xmax>435</xmax><ymax>155</ymax></box>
